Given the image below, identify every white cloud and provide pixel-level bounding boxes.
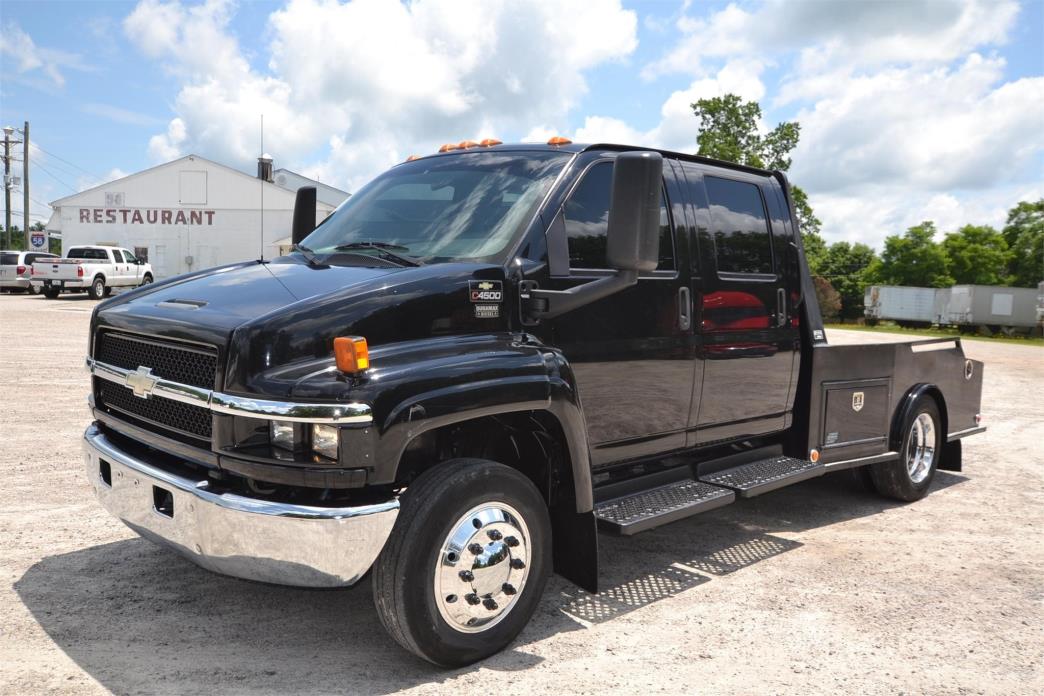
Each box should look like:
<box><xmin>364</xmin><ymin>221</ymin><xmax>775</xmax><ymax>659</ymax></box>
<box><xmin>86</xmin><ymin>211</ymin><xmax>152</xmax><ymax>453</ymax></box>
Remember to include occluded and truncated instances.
<box><xmin>124</xmin><ymin>0</ymin><xmax>638</xmax><ymax>192</ymax></box>
<box><xmin>0</xmin><ymin>21</ymin><xmax>90</xmax><ymax>89</ymax></box>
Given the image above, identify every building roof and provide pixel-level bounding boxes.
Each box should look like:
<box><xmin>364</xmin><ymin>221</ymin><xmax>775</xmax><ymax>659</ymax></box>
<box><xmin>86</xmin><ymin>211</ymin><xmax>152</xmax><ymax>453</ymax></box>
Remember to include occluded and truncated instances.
<box><xmin>272</xmin><ymin>169</ymin><xmax>350</xmax><ymax>208</ymax></box>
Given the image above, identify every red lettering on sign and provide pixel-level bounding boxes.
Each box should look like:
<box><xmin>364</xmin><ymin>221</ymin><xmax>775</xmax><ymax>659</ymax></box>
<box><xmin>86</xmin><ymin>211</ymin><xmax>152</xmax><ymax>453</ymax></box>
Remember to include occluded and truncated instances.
<box><xmin>121</xmin><ymin>209</ymin><xmax>130</xmax><ymax>223</ymax></box>
<box><xmin>146</xmin><ymin>210</ymin><xmax>158</xmax><ymax>224</ymax></box>
<box><xmin>105</xmin><ymin>209</ymin><xmax>116</xmax><ymax>223</ymax></box>
<box><xmin>161</xmin><ymin>210</ymin><xmax>172</xmax><ymax>224</ymax></box>
<box><xmin>205</xmin><ymin>211</ymin><xmax>215</xmax><ymax>225</ymax></box>
<box><xmin>93</xmin><ymin>209</ymin><xmax>102</xmax><ymax>223</ymax></box>
<box><xmin>131</xmin><ymin>210</ymin><xmax>144</xmax><ymax>224</ymax></box>
<box><xmin>174</xmin><ymin>211</ymin><xmax>186</xmax><ymax>225</ymax></box>
<box><xmin>189</xmin><ymin>210</ymin><xmax>202</xmax><ymax>225</ymax></box>
<box><xmin>80</xmin><ymin>209</ymin><xmax>89</xmax><ymax>223</ymax></box>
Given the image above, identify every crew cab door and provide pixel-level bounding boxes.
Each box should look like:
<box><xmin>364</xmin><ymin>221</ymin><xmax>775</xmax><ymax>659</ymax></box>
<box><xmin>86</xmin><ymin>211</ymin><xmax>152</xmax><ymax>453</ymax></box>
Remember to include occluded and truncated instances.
<box><xmin>121</xmin><ymin>249</ymin><xmax>142</xmax><ymax>284</ymax></box>
<box><xmin>679</xmin><ymin>165</ymin><xmax>800</xmax><ymax>443</ymax></box>
<box><xmin>541</xmin><ymin>155</ymin><xmax>696</xmax><ymax>467</ymax></box>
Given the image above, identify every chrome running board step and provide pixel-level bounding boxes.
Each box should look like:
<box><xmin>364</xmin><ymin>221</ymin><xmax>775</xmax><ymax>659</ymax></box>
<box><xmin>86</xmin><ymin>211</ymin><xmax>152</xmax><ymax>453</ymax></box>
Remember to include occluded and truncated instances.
<box><xmin>595</xmin><ymin>479</ymin><xmax>735</xmax><ymax>536</ymax></box>
<box><xmin>698</xmin><ymin>456</ymin><xmax>825</xmax><ymax>498</ymax></box>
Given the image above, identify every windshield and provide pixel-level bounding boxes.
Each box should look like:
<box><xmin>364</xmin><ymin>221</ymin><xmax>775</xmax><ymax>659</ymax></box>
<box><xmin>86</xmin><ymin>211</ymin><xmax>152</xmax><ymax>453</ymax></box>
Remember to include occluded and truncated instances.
<box><xmin>301</xmin><ymin>151</ymin><xmax>568</xmax><ymax>264</ymax></box>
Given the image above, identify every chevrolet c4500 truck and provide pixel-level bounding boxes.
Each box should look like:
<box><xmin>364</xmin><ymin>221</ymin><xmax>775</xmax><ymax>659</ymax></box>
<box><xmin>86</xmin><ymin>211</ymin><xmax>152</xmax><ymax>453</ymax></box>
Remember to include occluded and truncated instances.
<box><xmin>82</xmin><ymin>140</ymin><xmax>985</xmax><ymax>666</ymax></box>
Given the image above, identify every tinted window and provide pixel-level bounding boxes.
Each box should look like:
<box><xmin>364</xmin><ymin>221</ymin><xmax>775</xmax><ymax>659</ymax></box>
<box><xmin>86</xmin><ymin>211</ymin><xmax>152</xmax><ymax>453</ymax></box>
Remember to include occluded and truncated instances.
<box><xmin>122</xmin><ymin>250</ymin><xmax>138</xmax><ymax>263</ymax></box>
<box><xmin>705</xmin><ymin>176</ymin><xmax>773</xmax><ymax>275</ymax></box>
<box><xmin>563</xmin><ymin>161</ymin><xmax>674</xmax><ymax>270</ymax></box>
<box><xmin>0</xmin><ymin>253</ymin><xmax>17</xmax><ymax>265</ymax></box>
<box><xmin>67</xmin><ymin>248</ymin><xmax>110</xmax><ymax>261</ymax></box>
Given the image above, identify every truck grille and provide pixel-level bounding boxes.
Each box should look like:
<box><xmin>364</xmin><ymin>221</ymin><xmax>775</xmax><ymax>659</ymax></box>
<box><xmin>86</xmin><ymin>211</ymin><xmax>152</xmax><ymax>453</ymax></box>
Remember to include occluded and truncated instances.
<box><xmin>94</xmin><ymin>331</ymin><xmax>218</xmax><ymax>442</ymax></box>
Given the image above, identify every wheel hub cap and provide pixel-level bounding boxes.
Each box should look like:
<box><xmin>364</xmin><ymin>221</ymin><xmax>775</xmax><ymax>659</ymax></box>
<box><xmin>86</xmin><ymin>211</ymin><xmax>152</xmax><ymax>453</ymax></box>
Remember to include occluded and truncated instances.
<box><xmin>434</xmin><ymin>502</ymin><xmax>530</xmax><ymax>633</ymax></box>
<box><xmin>906</xmin><ymin>412</ymin><xmax>936</xmax><ymax>484</ymax></box>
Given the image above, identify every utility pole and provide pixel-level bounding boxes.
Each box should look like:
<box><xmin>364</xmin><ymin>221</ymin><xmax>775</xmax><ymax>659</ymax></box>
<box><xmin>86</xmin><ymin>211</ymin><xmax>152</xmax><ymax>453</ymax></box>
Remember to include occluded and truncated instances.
<box><xmin>23</xmin><ymin>121</ymin><xmax>30</xmax><ymax>242</ymax></box>
<box><xmin>3</xmin><ymin>125</ymin><xmax>11</xmax><ymax>248</ymax></box>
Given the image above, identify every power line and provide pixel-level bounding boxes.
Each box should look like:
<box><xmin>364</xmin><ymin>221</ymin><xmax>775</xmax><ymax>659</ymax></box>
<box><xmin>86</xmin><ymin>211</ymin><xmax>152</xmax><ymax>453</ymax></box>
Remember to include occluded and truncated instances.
<box><xmin>33</xmin><ymin>161</ymin><xmax>78</xmax><ymax>194</ymax></box>
<box><xmin>19</xmin><ymin>135</ymin><xmax>98</xmax><ymax>179</ymax></box>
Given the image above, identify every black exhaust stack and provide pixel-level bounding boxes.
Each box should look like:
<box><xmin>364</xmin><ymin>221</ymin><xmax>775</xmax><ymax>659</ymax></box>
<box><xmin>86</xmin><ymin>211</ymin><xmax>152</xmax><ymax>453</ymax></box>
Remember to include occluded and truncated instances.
<box><xmin>292</xmin><ymin>186</ymin><xmax>317</xmax><ymax>245</ymax></box>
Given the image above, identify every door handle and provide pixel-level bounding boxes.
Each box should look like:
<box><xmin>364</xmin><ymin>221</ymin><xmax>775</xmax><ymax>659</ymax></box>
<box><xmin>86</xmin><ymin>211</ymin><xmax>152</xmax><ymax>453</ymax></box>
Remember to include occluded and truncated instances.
<box><xmin>776</xmin><ymin>287</ymin><xmax>787</xmax><ymax>327</ymax></box>
<box><xmin>678</xmin><ymin>287</ymin><xmax>692</xmax><ymax>331</ymax></box>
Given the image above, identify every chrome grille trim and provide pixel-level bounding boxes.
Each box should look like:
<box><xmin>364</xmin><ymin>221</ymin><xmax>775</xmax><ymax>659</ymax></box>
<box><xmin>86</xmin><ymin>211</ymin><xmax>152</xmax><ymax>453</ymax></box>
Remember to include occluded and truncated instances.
<box><xmin>86</xmin><ymin>357</ymin><xmax>373</xmax><ymax>425</ymax></box>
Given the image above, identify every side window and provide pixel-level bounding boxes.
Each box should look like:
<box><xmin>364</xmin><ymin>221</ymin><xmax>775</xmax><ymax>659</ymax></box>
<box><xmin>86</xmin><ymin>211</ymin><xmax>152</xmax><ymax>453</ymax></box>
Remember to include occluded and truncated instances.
<box><xmin>122</xmin><ymin>250</ymin><xmax>138</xmax><ymax>263</ymax></box>
<box><xmin>563</xmin><ymin>161</ymin><xmax>674</xmax><ymax>271</ymax></box>
<box><xmin>705</xmin><ymin>176</ymin><xmax>773</xmax><ymax>276</ymax></box>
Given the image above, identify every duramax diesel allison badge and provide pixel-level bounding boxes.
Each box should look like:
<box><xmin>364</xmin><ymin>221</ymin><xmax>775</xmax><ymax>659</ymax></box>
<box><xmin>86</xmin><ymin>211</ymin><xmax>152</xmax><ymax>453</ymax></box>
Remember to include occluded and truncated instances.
<box><xmin>81</xmin><ymin>139</ymin><xmax>985</xmax><ymax>666</ymax></box>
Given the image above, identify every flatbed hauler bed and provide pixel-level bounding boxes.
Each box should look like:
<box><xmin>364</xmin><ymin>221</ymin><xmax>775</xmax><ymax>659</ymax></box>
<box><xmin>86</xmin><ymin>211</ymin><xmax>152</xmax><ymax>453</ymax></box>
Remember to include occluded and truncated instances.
<box><xmin>79</xmin><ymin>140</ymin><xmax>984</xmax><ymax>666</ymax></box>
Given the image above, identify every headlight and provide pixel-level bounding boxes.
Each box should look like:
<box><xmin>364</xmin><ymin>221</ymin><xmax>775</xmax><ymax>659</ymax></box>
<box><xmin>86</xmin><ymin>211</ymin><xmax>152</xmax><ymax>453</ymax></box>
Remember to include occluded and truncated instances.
<box><xmin>312</xmin><ymin>424</ymin><xmax>339</xmax><ymax>460</ymax></box>
<box><xmin>270</xmin><ymin>421</ymin><xmax>295</xmax><ymax>451</ymax></box>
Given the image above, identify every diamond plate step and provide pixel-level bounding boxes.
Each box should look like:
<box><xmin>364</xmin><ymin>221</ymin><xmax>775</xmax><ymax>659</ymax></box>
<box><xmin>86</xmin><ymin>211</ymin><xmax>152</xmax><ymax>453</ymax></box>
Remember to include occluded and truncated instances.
<box><xmin>698</xmin><ymin>455</ymin><xmax>825</xmax><ymax>498</ymax></box>
<box><xmin>595</xmin><ymin>479</ymin><xmax>735</xmax><ymax>536</ymax></box>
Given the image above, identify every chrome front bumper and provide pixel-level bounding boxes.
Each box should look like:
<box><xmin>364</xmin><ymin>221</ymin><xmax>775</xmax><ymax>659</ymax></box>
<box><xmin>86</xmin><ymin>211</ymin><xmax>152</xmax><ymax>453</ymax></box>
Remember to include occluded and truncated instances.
<box><xmin>83</xmin><ymin>424</ymin><xmax>398</xmax><ymax>587</ymax></box>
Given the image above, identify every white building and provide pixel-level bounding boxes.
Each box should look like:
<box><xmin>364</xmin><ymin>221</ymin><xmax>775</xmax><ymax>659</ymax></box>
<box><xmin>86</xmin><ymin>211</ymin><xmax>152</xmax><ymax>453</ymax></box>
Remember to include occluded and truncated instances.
<box><xmin>46</xmin><ymin>155</ymin><xmax>348</xmax><ymax>279</ymax></box>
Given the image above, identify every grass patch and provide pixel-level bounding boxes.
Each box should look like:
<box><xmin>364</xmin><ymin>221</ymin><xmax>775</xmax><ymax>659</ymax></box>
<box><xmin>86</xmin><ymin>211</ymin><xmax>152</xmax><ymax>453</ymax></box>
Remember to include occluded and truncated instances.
<box><xmin>824</xmin><ymin>322</ymin><xmax>1044</xmax><ymax>347</ymax></box>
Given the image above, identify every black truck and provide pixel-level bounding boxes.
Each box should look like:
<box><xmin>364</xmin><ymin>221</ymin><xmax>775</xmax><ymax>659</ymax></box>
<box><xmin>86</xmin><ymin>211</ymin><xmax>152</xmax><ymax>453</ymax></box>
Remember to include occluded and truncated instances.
<box><xmin>82</xmin><ymin>139</ymin><xmax>985</xmax><ymax>666</ymax></box>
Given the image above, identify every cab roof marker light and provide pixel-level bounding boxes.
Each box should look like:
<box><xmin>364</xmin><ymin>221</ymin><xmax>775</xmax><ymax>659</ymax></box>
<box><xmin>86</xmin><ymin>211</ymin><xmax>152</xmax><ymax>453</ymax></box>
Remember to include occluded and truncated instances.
<box><xmin>334</xmin><ymin>336</ymin><xmax>370</xmax><ymax>374</ymax></box>
<box><xmin>438</xmin><ymin>143</ymin><xmax>458</xmax><ymax>152</ymax></box>
<box><xmin>547</xmin><ymin>136</ymin><xmax>572</xmax><ymax>146</ymax></box>
<box><xmin>458</xmin><ymin>140</ymin><xmax>479</xmax><ymax>149</ymax></box>
<box><xmin>405</xmin><ymin>155</ymin><xmax>422</xmax><ymax>161</ymax></box>
<box><xmin>479</xmin><ymin>138</ymin><xmax>502</xmax><ymax>147</ymax></box>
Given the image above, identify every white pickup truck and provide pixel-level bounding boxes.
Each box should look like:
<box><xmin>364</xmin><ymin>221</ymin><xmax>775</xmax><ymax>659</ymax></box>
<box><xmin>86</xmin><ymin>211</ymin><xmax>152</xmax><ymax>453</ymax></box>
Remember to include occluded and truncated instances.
<box><xmin>31</xmin><ymin>245</ymin><xmax>154</xmax><ymax>300</ymax></box>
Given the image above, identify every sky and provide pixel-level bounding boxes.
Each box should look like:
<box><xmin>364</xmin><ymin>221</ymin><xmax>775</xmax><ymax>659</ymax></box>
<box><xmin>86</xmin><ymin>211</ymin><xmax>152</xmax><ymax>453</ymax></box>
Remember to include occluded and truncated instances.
<box><xmin>1</xmin><ymin>0</ymin><xmax>1042</xmax><ymax>249</ymax></box>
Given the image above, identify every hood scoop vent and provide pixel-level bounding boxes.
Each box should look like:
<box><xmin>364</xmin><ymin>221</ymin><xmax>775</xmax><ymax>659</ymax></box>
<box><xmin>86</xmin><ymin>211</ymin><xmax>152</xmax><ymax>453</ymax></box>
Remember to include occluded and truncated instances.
<box><xmin>156</xmin><ymin>298</ymin><xmax>208</xmax><ymax>310</ymax></box>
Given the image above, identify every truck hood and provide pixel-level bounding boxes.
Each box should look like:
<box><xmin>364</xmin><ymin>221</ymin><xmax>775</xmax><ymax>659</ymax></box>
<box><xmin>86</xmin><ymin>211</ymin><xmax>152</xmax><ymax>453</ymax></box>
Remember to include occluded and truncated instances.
<box><xmin>93</xmin><ymin>256</ymin><xmax>510</xmax><ymax>394</ymax></box>
<box><xmin>94</xmin><ymin>259</ymin><xmax>399</xmax><ymax>345</ymax></box>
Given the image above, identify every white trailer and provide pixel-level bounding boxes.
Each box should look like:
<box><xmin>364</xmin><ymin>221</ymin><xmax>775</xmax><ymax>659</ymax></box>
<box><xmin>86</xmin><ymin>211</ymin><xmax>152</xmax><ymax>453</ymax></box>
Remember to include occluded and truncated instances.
<box><xmin>863</xmin><ymin>285</ymin><xmax>942</xmax><ymax>326</ymax></box>
<box><xmin>940</xmin><ymin>285</ymin><xmax>1040</xmax><ymax>332</ymax></box>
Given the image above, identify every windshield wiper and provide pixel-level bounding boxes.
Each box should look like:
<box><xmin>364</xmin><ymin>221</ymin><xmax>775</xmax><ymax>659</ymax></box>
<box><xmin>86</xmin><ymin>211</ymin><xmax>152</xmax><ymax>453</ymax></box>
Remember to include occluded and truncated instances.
<box><xmin>292</xmin><ymin>243</ymin><xmax>326</xmax><ymax>268</ymax></box>
<box><xmin>334</xmin><ymin>242</ymin><xmax>423</xmax><ymax>267</ymax></box>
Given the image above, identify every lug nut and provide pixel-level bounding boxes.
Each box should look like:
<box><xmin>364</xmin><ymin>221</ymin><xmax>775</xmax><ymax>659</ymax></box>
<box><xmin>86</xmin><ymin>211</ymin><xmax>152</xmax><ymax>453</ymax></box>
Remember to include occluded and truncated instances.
<box><xmin>510</xmin><ymin>558</ymin><xmax>525</xmax><ymax>569</ymax></box>
<box><xmin>505</xmin><ymin>536</ymin><xmax>519</xmax><ymax>547</ymax></box>
<box><xmin>486</xmin><ymin>529</ymin><xmax>503</xmax><ymax>541</ymax></box>
<box><xmin>459</xmin><ymin>570</ymin><xmax>474</xmax><ymax>582</ymax></box>
<box><xmin>483</xmin><ymin>598</ymin><xmax>499</xmax><ymax>611</ymax></box>
<box><xmin>502</xmin><ymin>583</ymin><xmax>517</xmax><ymax>595</ymax></box>
<box><xmin>468</xmin><ymin>543</ymin><xmax>484</xmax><ymax>555</ymax></box>
<box><xmin>465</xmin><ymin>593</ymin><xmax>481</xmax><ymax>606</ymax></box>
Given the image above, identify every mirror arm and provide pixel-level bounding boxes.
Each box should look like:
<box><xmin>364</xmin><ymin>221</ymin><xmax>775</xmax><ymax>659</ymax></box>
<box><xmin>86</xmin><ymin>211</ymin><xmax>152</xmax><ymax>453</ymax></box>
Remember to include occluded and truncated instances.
<box><xmin>521</xmin><ymin>270</ymin><xmax>638</xmax><ymax>321</ymax></box>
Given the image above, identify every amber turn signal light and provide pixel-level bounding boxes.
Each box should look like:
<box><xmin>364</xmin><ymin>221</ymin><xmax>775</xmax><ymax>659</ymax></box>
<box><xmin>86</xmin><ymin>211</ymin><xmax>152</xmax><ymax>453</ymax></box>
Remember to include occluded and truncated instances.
<box><xmin>334</xmin><ymin>337</ymin><xmax>370</xmax><ymax>374</ymax></box>
<box><xmin>547</xmin><ymin>136</ymin><xmax>572</xmax><ymax>146</ymax></box>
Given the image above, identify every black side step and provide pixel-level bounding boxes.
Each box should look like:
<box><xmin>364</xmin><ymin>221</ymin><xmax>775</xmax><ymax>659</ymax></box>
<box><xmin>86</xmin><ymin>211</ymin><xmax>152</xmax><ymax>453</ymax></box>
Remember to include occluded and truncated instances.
<box><xmin>698</xmin><ymin>455</ymin><xmax>825</xmax><ymax>498</ymax></box>
<box><xmin>595</xmin><ymin>479</ymin><xmax>735</xmax><ymax>536</ymax></box>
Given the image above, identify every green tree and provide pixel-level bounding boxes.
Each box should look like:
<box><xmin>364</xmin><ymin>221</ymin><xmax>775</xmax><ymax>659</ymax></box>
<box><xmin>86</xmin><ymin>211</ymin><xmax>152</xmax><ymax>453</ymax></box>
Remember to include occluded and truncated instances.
<box><xmin>818</xmin><ymin>241</ymin><xmax>879</xmax><ymax>319</ymax></box>
<box><xmin>812</xmin><ymin>275</ymin><xmax>841</xmax><ymax>323</ymax></box>
<box><xmin>790</xmin><ymin>185</ymin><xmax>825</xmax><ymax>273</ymax></box>
<box><xmin>692</xmin><ymin>94</ymin><xmax>800</xmax><ymax>170</ymax></box>
<box><xmin>942</xmin><ymin>224</ymin><xmax>1010</xmax><ymax>285</ymax></box>
<box><xmin>1002</xmin><ymin>199</ymin><xmax>1044</xmax><ymax>287</ymax></box>
<box><xmin>878</xmin><ymin>222</ymin><xmax>954</xmax><ymax>288</ymax></box>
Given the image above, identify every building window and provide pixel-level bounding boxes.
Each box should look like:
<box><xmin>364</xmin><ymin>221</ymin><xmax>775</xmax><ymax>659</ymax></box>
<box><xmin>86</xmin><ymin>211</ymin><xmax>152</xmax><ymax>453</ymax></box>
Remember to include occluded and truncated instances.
<box><xmin>134</xmin><ymin>247</ymin><xmax>149</xmax><ymax>263</ymax></box>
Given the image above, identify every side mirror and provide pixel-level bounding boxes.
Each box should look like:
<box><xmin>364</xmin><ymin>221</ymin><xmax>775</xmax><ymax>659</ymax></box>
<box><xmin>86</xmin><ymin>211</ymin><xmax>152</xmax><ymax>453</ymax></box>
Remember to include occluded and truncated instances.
<box><xmin>606</xmin><ymin>151</ymin><xmax>662</xmax><ymax>273</ymax></box>
<box><xmin>291</xmin><ymin>186</ymin><xmax>318</xmax><ymax>245</ymax></box>
<box><xmin>521</xmin><ymin>151</ymin><xmax>664</xmax><ymax>321</ymax></box>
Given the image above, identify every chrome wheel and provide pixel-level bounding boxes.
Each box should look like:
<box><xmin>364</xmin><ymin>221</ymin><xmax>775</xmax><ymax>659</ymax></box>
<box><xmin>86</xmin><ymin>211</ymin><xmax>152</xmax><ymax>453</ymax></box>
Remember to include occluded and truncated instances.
<box><xmin>906</xmin><ymin>412</ymin><xmax>936</xmax><ymax>484</ymax></box>
<box><xmin>434</xmin><ymin>501</ymin><xmax>531</xmax><ymax>634</ymax></box>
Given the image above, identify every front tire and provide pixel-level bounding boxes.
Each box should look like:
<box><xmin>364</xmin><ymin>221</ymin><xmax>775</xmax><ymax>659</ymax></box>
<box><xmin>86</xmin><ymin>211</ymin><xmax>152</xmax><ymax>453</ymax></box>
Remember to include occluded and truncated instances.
<box><xmin>372</xmin><ymin>459</ymin><xmax>551</xmax><ymax>667</ymax></box>
<box><xmin>869</xmin><ymin>396</ymin><xmax>942</xmax><ymax>502</ymax></box>
<box><xmin>25</xmin><ymin>284</ymin><xmax>39</xmax><ymax>295</ymax></box>
<box><xmin>87</xmin><ymin>276</ymin><xmax>106</xmax><ymax>300</ymax></box>
<box><xmin>140</xmin><ymin>274</ymin><xmax>153</xmax><ymax>286</ymax></box>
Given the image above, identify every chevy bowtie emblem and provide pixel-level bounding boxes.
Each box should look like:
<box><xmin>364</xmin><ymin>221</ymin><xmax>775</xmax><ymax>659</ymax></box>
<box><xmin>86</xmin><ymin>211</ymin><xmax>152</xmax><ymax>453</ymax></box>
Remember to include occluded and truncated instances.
<box><xmin>125</xmin><ymin>366</ymin><xmax>159</xmax><ymax>399</ymax></box>
<box><xmin>477</xmin><ymin>282</ymin><xmax>495</xmax><ymax>290</ymax></box>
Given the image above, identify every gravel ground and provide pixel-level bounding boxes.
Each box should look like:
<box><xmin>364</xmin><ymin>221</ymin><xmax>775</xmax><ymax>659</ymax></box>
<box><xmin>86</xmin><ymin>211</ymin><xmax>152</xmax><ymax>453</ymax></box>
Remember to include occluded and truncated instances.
<box><xmin>1</xmin><ymin>291</ymin><xmax>1041</xmax><ymax>695</ymax></box>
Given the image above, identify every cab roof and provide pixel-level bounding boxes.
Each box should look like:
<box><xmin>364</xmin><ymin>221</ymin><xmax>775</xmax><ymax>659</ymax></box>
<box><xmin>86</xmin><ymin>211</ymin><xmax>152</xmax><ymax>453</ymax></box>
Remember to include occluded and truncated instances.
<box><xmin>411</xmin><ymin>141</ymin><xmax>776</xmax><ymax>178</ymax></box>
